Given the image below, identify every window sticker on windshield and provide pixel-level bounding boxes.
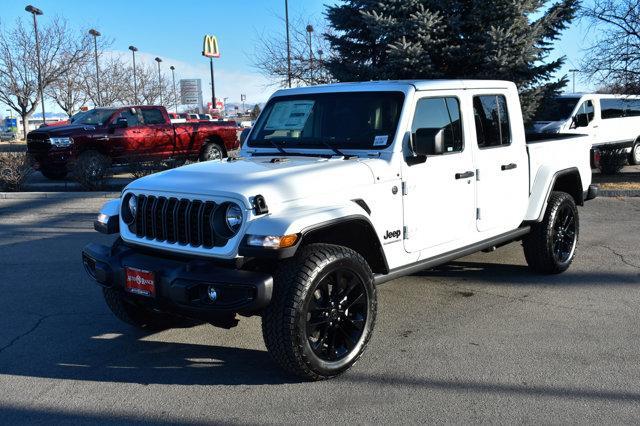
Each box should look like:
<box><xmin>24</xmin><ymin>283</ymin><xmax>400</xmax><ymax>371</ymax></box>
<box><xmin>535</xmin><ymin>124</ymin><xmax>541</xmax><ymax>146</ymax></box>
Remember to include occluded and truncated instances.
<box><xmin>265</xmin><ymin>101</ymin><xmax>315</xmax><ymax>131</ymax></box>
<box><xmin>373</xmin><ymin>135</ymin><xmax>388</xmax><ymax>146</ymax></box>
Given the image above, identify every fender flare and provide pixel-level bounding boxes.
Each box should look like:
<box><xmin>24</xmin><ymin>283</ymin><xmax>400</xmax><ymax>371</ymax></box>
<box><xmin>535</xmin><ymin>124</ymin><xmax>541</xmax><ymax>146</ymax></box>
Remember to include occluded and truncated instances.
<box><xmin>526</xmin><ymin>167</ymin><xmax>583</xmax><ymax>223</ymax></box>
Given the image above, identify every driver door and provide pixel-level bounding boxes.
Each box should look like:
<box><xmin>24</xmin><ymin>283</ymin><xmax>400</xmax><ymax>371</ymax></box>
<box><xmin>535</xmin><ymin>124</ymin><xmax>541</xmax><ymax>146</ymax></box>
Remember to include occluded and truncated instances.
<box><xmin>402</xmin><ymin>94</ymin><xmax>477</xmax><ymax>253</ymax></box>
<box><xmin>109</xmin><ymin>108</ymin><xmax>147</xmax><ymax>162</ymax></box>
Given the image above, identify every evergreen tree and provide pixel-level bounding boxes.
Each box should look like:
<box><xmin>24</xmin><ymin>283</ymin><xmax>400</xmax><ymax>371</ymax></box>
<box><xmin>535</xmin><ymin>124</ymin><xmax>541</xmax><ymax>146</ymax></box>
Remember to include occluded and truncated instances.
<box><xmin>325</xmin><ymin>0</ymin><xmax>578</xmax><ymax>121</ymax></box>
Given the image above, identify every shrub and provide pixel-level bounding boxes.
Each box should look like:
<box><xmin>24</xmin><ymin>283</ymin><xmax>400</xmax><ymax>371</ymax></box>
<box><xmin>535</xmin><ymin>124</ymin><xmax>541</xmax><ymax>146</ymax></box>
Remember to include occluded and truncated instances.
<box><xmin>0</xmin><ymin>152</ymin><xmax>33</xmax><ymax>191</ymax></box>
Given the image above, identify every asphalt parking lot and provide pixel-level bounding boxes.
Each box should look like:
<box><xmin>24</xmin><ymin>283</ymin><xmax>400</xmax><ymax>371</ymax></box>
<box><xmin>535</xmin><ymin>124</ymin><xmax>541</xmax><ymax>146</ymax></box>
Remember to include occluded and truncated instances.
<box><xmin>0</xmin><ymin>195</ymin><xmax>639</xmax><ymax>424</ymax></box>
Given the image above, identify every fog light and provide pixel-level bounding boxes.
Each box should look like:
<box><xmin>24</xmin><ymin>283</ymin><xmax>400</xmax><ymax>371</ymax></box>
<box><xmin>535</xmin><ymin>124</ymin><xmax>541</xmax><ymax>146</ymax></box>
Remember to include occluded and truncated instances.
<box><xmin>207</xmin><ymin>286</ymin><xmax>219</xmax><ymax>302</ymax></box>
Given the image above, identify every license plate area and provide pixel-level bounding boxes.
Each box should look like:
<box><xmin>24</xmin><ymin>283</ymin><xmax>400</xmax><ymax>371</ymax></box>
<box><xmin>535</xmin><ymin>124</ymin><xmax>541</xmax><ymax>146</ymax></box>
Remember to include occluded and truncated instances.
<box><xmin>125</xmin><ymin>267</ymin><xmax>156</xmax><ymax>297</ymax></box>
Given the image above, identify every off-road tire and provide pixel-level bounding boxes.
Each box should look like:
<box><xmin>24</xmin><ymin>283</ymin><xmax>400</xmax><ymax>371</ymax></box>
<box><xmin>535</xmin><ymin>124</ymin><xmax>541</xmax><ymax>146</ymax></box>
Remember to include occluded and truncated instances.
<box><xmin>103</xmin><ymin>287</ymin><xmax>176</xmax><ymax>330</ymax></box>
<box><xmin>40</xmin><ymin>167</ymin><xmax>68</xmax><ymax>180</ymax></box>
<box><xmin>629</xmin><ymin>141</ymin><xmax>640</xmax><ymax>166</ymax></box>
<box><xmin>262</xmin><ymin>243</ymin><xmax>377</xmax><ymax>381</ymax></box>
<box><xmin>199</xmin><ymin>142</ymin><xmax>225</xmax><ymax>162</ymax></box>
<box><xmin>599</xmin><ymin>150</ymin><xmax>625</xmax><ymax>175</ymax></box>
<box><xmin>523</xmin><ymin>191</ymin><xmax>579</xmax><ymax>274</ymax></box>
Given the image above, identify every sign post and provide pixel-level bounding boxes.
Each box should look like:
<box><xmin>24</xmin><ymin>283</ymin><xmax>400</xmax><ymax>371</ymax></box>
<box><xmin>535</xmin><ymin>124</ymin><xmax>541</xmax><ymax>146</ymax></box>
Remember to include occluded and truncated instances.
<box><xmin>179</xmin><ymin>79</ymin><xmax>203</xmax><ymax>111</ymax></box>
<box><xmin>202</xmin><ymin>35</ymin><xmax>220</xmax><ymax>113</ymax></box>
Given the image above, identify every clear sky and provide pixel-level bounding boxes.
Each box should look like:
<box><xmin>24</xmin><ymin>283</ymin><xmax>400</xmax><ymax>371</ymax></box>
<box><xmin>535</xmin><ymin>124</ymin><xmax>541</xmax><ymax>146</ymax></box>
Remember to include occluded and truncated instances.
<box><xmin>2</xmin><ymin>0</ymin><xmax>597</xmax><ymax>114</ymax></box>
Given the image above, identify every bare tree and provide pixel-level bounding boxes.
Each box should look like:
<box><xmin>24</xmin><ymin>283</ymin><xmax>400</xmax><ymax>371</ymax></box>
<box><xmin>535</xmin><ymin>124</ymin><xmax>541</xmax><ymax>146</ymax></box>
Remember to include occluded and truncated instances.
<box><xmin>47</xmin><ymin>57</ymin><xmax>88</xmax><ymax>117</ymax></box>
<box><xmin>83</xmin><ymin>56</ymin><xmax>130</xmax><ymax>106</ymax></box>
<box><xmin>252</xmin><ymin>16</ymin><xmax>333</xmax><ymax>88</ymax></box>
<box><xmin>0</xmin><ymin>17</ymin><xmax>91</xmax><ymax>139</ymax></box>
<box><xmin>581</xmin><ymin>0</ymin><xmax>640</xmax><ymax>93</ymax></box>
<box><xmin>132</xmin><ymin>62</ymin><xmax>172</xmax><ymax>106</ymax></box>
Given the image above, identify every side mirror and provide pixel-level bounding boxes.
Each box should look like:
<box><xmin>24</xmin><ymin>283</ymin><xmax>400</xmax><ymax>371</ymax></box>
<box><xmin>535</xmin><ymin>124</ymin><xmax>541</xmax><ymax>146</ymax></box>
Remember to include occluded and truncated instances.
<box><xmin>412</xmin><ymin>128</ymin><xmax>445</xmax><ymax>157</ymax></box>
<box><xmin>573</xmin><ymin>114</ymin><xmax>589</xmax><ymax>128</ymax></box>
<box><xmin>239</xmin><ymin>128</ymin><xmax>251</xmax><ymax>144</ymax></box>
<box><xmin>112</xmin><ymin>117</ymin><xmax>128</xmax><ymax>129</ymax></box>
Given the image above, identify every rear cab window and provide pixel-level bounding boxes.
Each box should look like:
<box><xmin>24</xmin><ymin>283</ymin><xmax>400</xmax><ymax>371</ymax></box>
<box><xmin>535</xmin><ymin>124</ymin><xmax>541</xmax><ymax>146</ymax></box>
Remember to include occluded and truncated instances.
<box><xmin>473</xmin><ymin>95</ymin><xmax>511</xmax><ymax>148</ymax></box>
<box><xmin>141</xmin><ymin>108</ymin><xmax>167</xmax><ymax>125</ymax></box>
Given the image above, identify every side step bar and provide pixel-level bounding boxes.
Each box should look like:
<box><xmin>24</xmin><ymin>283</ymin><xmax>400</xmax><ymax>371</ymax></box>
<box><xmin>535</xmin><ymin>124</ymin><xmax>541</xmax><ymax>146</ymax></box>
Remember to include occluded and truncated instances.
<box><xmin>374</xmin><ymin>226</ymin><xmax>531</xmax><ymax>285</ymax></box>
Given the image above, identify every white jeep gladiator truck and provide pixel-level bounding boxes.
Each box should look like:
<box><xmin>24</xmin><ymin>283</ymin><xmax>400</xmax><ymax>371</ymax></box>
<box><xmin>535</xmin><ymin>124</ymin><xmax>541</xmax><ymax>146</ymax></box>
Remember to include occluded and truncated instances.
<box><xmin>82</xmin><ymin>80</ymin><xmax>597</xmax><ymax>380</ymax></box>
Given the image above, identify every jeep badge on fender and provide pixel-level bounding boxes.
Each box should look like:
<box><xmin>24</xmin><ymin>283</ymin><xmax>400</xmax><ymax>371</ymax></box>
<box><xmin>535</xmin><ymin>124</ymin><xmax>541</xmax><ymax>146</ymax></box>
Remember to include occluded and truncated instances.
<box><xmin>82</xmin><ymin>80</ymin><xmax>597</xmax><ymax>381</ymax></box>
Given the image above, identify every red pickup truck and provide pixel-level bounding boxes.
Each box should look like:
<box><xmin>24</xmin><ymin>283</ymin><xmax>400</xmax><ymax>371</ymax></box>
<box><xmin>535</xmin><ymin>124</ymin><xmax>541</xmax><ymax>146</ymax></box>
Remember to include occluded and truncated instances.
<box><xmin>27</xmin><ymin>106</ymin><xmax>239</xmax><ymax>179</ymax></box>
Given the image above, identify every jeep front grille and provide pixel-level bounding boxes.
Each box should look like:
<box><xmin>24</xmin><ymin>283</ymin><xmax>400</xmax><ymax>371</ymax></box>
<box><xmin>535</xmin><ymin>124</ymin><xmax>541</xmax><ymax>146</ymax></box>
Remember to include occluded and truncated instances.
<box><xmin>130</xmin><ymin>195</ymin><xmax>227</xmax><ymax>248</ymax></box>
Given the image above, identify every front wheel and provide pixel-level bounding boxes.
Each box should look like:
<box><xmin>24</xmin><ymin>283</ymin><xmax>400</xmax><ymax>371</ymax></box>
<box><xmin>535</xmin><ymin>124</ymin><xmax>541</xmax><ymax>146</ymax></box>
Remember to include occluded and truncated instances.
<box><xmin>523</xmin><ymin>191</ymin><xmax>579</xmax><ymax>274</ymax></box>
<box><xmin>199</xmin><ymin>142</ymin><xmax>225</xmax><ymax>162</ymax></box>
<box><xmin>262</xmin><ymin>244</ymin><xmax>377</xmax><ymax>381</ymax></box>
<box><xmin>629</xmin><ymin>141</ymin><xmax>640</xmax><ymax>166</ymax></box>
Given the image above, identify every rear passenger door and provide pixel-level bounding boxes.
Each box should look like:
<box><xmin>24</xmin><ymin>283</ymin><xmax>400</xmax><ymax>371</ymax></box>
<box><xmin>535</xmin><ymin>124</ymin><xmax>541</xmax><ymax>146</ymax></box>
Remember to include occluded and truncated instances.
<box><xmin>471</xmin><ymin>93</ymin><xmax>528</xmax><ymax>233</ymax></box>
<box><xmin>140</xmin><ymin>108</ymin><xmax>175</xmax><ymax>159</ymax></box>
<box><xmin>402</xmin><ymin>94</ymin><xmax>476</xmax><ymax>253</ymax></box>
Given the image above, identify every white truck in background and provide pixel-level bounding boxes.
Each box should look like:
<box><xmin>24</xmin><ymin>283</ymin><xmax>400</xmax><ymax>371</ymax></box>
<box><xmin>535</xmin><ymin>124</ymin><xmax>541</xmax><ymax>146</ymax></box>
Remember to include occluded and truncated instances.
<box><xmin>83</xmin><ymin>80</ymin><xmax>597</xmax><ymax>381</ymax></box>
<box><xmin>530</xmin><ymin>94</ymin><xmax>640</xmax><ymax>173</ymax></box>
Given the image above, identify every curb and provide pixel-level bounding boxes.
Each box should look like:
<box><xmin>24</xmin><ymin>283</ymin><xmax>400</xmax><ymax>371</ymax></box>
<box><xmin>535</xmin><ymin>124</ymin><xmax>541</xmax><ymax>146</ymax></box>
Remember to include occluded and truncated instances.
<box><xmin>597</xmin><ymin>189</ymin><xmax>640</xmax><ymax>197</ymax></box>
<box><xmin>21</xmin><ymin>182</ymin><xmax>127</xmax><ymax>192</ymax></box>
<box><xmin>0</xmin><ymin>191</ymin><xmax>119</xmax><ymax>199</ymax></box>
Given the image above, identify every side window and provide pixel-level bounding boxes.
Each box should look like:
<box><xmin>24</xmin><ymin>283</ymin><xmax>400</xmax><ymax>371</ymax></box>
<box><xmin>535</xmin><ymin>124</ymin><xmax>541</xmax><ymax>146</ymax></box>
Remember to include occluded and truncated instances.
<box><xmin>473</xmin><ymin>95</ymin><xmax>511</xmax><ymax>148</ymax></box>
<box><xmin>623</xmin><ymin>99</ymin><xmax>640</xmax><ymax>117</ymax></box>
<box><xmin>141</xmin><ymin>108</ymin><xmax>166</xmax><ymax>125</ymax></box>
<box><xmin>601</xmin><ymin>99</ymin><xmax>625</xmax><ymax>119</ymax></box>
<box><xmin>411</xmin><ymin>97</ymin><xmax>463</xmax><ymax>153</ymax></box>
<box><xmin>575</xmin><ymin>100</ymin><xmax>595</xmax><ymax>124</ymax></box>
<box><xmin>118</xmin><ymin>109</ymin><xmax>143</xmax><ymax>127</ymax></box>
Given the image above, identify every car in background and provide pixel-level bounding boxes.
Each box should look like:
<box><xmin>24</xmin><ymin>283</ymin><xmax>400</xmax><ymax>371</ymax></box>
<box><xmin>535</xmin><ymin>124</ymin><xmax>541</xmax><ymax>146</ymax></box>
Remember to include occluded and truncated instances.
<box><xmin>530</xmin><ymin>94</ymin><xmax>640</xmax><ymax>172</ymax></box>
<box><xmin>168</xmin><ymin>113</ymin><xmax>186</xmax><ymax>124</ymax></box>
<box><xmin>27</xmin><ymin>105</ymin><xmax>239</xmax><ymax>179</ymax></box>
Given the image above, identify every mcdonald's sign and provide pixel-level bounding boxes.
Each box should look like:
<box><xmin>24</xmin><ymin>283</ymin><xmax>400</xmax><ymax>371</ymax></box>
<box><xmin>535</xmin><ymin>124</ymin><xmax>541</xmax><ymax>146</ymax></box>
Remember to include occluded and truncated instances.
<box><xmin>202</xmin><ymin>35</ymin><xmax>220</xmax><ymax>58</ymax></box>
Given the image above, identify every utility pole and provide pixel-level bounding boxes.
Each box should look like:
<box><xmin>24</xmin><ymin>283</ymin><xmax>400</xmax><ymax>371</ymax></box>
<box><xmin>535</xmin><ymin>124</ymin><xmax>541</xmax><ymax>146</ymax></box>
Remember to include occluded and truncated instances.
<box><xmin>569</xmin><ymin>69</ymin><xmax>579</xmax><ymax>93</ymax></box>
<box><xmin>89</xmin><ymin>29</ymin><xmax>101</xmax><ymax>106</ymax></box>
<box><xmin>25</xmin><ymin>5</ymin><xmax>45</xmax><ymax>125</ymax></box>
<box><xmin>285</xmin><ymin>0</ymin><xmax>292</xmax><ymax>88</ymax></box>
<box><xmin>170</xmin><ymin>66</ymin><xmax>177</xmax><ymax>113</ymax></box>
<box><xmin>155</xmin><ymin>57</ymin><xmax>163</xmax><ymax>105</ymax></box>
<box><xmin>129</xmin><ymin>46</ymin><xmax>138</xmax><ymax>103</ymax></box>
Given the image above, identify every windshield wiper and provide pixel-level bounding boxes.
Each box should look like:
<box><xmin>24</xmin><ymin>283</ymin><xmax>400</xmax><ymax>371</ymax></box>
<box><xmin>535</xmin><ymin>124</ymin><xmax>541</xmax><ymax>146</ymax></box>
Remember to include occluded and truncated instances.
<box><xmin>265</xmin><ymin>138</ymin><xmax>290</xmax><ymax>155</ymax></box>
<box><xmin>319</xmin><ymin>136</ymin><xmax>347</xmax><ymax>157</ymax></box>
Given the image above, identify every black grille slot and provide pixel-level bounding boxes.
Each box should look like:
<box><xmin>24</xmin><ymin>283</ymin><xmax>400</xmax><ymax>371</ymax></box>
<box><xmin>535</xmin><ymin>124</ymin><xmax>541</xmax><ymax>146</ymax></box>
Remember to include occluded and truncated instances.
<box><xmin>130</xmin><ymin>195</ymin><xmax>231</xmax><ymax>248</ymax></box>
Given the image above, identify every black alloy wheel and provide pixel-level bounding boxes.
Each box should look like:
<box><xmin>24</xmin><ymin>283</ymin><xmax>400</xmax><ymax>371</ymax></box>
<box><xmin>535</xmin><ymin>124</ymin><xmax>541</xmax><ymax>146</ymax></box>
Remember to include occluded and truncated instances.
<box><xmin>305</xmin><ymin>267</ymin><xmax>368</xmax><ymax>362</ymax></box>
<box><xmin>552</xmin><ymin>204</ymin><xmax>577</xmax><ymax>264</ymax></box>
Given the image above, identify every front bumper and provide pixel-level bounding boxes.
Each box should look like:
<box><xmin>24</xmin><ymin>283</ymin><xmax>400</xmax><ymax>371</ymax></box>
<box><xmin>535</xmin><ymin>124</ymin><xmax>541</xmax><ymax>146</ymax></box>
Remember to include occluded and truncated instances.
<box><xmin>81</xmin><ymin>242</ymin><xmax>273</xmax><ymax>318</ymax></box>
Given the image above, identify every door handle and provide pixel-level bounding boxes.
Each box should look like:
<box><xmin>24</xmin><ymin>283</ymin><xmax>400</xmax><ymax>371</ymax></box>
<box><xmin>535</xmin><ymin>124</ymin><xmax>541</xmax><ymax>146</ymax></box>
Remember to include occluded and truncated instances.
<box><xmin>455</xmin><ymin>171</ymin><xmax>474</xmax><ymax>179</ymax></box>
<box><xmin>501</xmin><ymin>163</ymin><xmax>517</xmax><ymax>171</ymax></box>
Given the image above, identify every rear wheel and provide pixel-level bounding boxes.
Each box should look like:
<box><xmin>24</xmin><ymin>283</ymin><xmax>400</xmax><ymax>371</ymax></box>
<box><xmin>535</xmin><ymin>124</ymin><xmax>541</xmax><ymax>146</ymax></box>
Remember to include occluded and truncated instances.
<box><xmin>40</xmin><ymin>167</ymin><xmax>67</xmax><ymax>180</ymax></box>
<box><xmin>599</xmin><ymin>150</ymin><xmax>625</xmax><ymax>174</ymax></box>
<box><xmin>199</xmin><ymin>142</ymin><xmax>225</xmax><ymax>162</ymax></box>
<box><xmin>629</xmin><ymin>141</ymin><xmax>640</xmax><ymax>166</ymax></box>
<box><xmin>523</xmin><ymin>191</ymin><xmax>579</xmax><ymax>274</ymax></box>
<box><xmin>262</xmin><ymin>244</ymin><xmax>377</xmax><ymax>381</ymax></box>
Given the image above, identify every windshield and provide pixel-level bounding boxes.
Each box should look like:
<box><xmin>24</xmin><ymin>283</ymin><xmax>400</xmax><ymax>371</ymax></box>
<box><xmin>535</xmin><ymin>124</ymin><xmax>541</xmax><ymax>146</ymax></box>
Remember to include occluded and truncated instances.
<box><xmin>249</xmin><ymin>92</ymin><xmax>405</xmax><ymax>150</ymax></box>
<box><xmin>533</xmin><ymin>98</ymin><xmax>579</xmax><ymax>122</ymax></box>
<box><xmin>73</xmin><ymin>109</ymin><xmax>117</xmax><ymax>125</ymax></box>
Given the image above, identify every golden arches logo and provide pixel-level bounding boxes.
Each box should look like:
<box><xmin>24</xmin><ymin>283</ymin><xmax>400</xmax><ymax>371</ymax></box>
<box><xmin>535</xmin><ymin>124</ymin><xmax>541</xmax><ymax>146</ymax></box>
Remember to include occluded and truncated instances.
<box><xmin>202</xmin><ymin>35</ymin><xmax>220</xmax><ymax>58</ymax></box>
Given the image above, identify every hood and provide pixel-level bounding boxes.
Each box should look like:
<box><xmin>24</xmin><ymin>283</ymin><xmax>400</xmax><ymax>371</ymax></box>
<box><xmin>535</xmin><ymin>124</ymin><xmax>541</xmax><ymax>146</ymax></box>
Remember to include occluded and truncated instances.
<box><xmin>28</xmin><ymin>123</ymin><xmax>98</xmax><ymax>138</ymax></box>
<box><xmin>528</xmin><ymin>120</ymin><xmax>565</xmax><ymax>134</ymax></box>
<box><xmin>125</xmin><ymin>155</ymin><xmax>379</xmax><ymax>210</ymax></box>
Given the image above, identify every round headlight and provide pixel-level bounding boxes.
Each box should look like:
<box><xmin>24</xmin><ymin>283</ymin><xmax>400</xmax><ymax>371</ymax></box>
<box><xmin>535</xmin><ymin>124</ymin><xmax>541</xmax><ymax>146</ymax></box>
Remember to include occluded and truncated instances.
<box><xmin>122</xmin><ymin>193</ymin><xmax>137</xmax><ymax>225</ymax></box>
<box><xmin>128</xmin><ymin>194</ymin><xmax>137</xmax><ymax>218</ymax></box>
<box><xmin>225</xmin><ymin>203</ymin><xmax>243</xmax><ymax>233</ymax></box>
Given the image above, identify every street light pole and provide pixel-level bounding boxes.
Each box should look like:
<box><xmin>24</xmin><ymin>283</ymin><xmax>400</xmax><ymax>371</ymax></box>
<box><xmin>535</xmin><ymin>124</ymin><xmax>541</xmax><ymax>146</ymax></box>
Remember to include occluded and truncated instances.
<box><xmin>306</xmin><ymin>25</ymin><xmax>314</xmax><ymax>83</ymax></box>
<box><xmin>569</xmin><ymin>69</ymin><xmax>579</xmax><ymax>93</ymax></box>
<box><xmin>285</xmin><ymin>0</ymin><xmax>291</xmax><ymax>88</ymax></box>
<box><xmin>155</xmin><ymin>57</ymin><xmax>163</xmax><ymax>105</ymax></box>
<box><xmin>128</xmin><ymin>46</ymin><xmax>138</xmax><ymax>103</ymax></box>
<box><xmin>25</xmin><ymin>5</ymin><xmax>45</xmax><ymax>125</ymax></box>
<box><xmin>170</xmin><ymin>66</ymin><xmax>177</xmax><ymax>114</ymax></box>
<box><xmin>89</xmin><ymin>29</ymin><xmax>101</xmax><ymax>106</ymax></box>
